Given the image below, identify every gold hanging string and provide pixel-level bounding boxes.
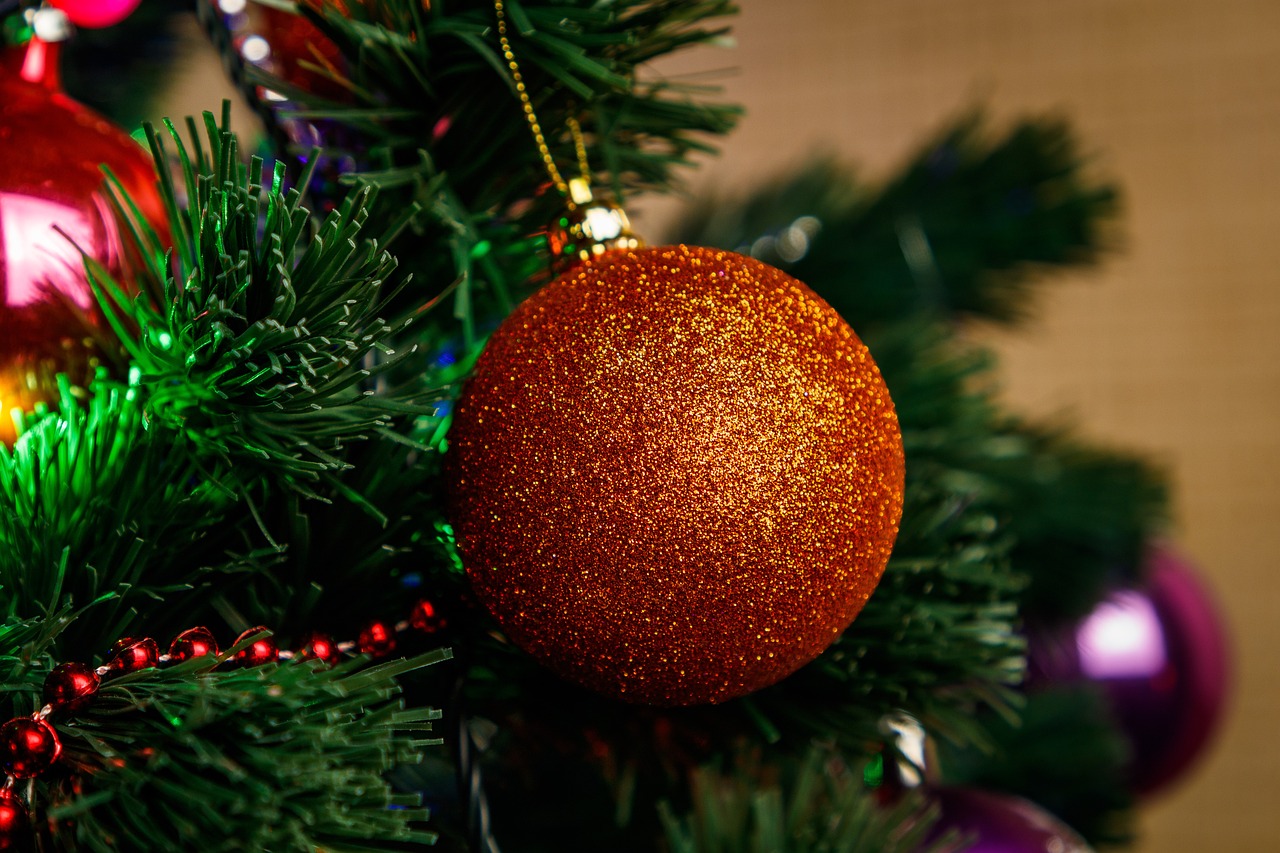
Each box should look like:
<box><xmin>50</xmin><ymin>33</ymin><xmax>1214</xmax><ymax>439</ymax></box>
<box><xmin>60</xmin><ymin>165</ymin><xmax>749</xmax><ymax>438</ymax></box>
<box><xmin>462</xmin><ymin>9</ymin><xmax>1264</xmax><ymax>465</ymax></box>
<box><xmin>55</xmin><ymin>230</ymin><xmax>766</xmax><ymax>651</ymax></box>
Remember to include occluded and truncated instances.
<box><xmin>494</xmin><ymin>0</ymin><xmax>593</xmax><ymax>206</ymax></box>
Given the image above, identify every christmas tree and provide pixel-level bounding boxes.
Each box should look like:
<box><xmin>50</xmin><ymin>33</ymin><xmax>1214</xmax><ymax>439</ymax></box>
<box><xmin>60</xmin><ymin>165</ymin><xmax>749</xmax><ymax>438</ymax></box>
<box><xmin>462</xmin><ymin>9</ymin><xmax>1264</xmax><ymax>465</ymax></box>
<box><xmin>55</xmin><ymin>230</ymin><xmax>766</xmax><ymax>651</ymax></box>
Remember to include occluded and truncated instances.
<box><xmin>0</xmin><ymin>1</ymin><xmax>1229</xmax><ymax>851</ymax></box>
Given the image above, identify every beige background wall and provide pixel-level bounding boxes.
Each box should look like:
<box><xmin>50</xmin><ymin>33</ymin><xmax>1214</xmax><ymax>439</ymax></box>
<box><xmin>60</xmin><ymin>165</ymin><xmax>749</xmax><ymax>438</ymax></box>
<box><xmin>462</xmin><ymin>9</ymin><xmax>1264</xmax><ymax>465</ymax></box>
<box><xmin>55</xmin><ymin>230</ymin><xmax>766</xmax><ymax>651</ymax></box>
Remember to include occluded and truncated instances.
<box><xmin>167</xmin><ymin>1</ymin><xmax>1279</xmax><ymax>848</ymax></box>
<box><xmin>641</xmin><ymin>1</ymin><xmax>1280</xmax><ymax>850</ymax></box>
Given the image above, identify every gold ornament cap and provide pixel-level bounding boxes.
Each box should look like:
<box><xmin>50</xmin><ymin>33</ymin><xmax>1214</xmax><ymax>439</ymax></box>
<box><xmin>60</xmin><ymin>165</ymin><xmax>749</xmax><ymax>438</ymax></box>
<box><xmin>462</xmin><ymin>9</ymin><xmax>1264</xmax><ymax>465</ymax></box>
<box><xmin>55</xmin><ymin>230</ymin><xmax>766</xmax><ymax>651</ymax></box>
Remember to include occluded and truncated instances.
<box><xmin>545</xmin><ymin>178</ymin><xmax>643</xmax><ymax>273</ymax></box>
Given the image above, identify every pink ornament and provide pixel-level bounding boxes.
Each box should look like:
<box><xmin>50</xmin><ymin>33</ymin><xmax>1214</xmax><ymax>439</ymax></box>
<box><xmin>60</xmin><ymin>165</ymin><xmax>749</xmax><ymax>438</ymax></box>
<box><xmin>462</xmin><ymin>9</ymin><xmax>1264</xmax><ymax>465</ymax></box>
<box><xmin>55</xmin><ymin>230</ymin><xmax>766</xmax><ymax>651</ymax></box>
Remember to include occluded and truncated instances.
<box><xmin>49</xmin><ymin>0</ymin><xmax>143</xmax><ymax>29</ymax></box>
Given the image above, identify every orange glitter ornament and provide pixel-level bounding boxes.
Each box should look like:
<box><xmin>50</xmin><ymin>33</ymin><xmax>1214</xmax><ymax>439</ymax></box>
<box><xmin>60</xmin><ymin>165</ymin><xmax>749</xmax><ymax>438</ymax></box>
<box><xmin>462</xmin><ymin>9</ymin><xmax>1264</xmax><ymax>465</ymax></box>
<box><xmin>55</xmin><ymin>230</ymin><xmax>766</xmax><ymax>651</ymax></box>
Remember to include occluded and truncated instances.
<box><xmin>446</xmin><ymin>245</ymin><xmax>905</xmax><ymax>705</ymax></box>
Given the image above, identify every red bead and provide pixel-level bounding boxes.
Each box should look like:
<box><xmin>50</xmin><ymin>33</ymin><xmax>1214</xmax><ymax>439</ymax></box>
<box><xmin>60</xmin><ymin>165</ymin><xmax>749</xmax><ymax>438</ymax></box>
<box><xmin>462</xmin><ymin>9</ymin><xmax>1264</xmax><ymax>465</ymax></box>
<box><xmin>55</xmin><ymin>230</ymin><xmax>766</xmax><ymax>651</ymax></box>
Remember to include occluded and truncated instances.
<box><xmin>168</xmin><ymin>627</ymin><xmax>220</xmax><ymax>663</ymax></box>
<box><xmin>233</xmin><ymin>627</ymin><xmax>278</xmax><ymax>667</ymax></box>
<box><xmin>0</xmin><ymin>718</ymin><xmax>62</xmax><ymax>779</ymax></box>
<box><xmin>298</xmin><ymin>632</ymin><xmax>339</xmax><ymax>665</ymax></box>
<box><xmin>106</xmin><ymin>637</ymin><xmax>159</xmax><ymax>675</ymax></box>
<box><xmin>410</xmin><ymin>599</ymin><xmax>448</xmax><ymax>635</ymax></box>
<box><xmin>42</xmin><ymin>662</ymin><xmax>99</xmax><ymax>712</ymax></box>
<box><xmin>357</xmin><ymin>620</ymin><xmax>396</xmax><ymax>658</ymax></box>
<box><xmin>0</xmin><ymin>788</ymin><xmax>31</xmax><ymax>851</ymax></box>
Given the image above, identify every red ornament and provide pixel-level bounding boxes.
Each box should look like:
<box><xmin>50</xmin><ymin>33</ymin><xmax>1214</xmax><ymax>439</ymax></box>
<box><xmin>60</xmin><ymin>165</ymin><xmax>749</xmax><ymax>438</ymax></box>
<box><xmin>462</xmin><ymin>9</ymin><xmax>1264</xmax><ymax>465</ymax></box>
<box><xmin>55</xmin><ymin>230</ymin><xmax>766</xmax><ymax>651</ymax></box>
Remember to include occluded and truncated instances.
<box><xmin>42</xmin><ymin>662</ymin><xmax>99</xmax><ymax>712</ymax></box>
<box><xmin>0</xmin><ymin>40</ymin><xmax>166</xmax><ymax>443</ymax></box>
<box><xmin>168</xmin><ymin>627</ymin><xmax>220</xmax><ymax>663</ymax></box>
<box><xmin>48</xmin><ymin>0</ymin><xmax>143</xmax><ymax>29</ymax></box>
<box><xmin>106</xmin><ymin>637</ymin><xmax>158</xmax><ymax>675</ymax></box>
<box><xmin>357</xmin><ymin>620</ymin><xmax>396</xmax><ymax>658</ymax></box>
<box><xmin>447</xmin><ymin>246</ymin><xmax>905</xmax><ymax>705</ymax></box>
<box><xmin>0</xmin><ymin>718</ymin><xmax>62</xmax><ymax>779</ymax></box>
<box><xmin>255</xmin><ymin>4</ymin><xmax>348</xmax><ymax>100</ymax></box>
<box><xmin>298</xmin><ymin>632</ymin><xmax>339</xmax><ymax>665</ymax></box>
<box><xmin>409</xmin><ymin>599</ymin><xmax>447</xmax><ymax>636</ymax></box>
<box><xmin>0</xmin><ymin>788</ymin><xmax>31</xmax><ymax>851</ymax></box>
<box><xmin>233</xmin><ymin>627</ymin><xmax>278</xmax><ymax>667</ymax></box>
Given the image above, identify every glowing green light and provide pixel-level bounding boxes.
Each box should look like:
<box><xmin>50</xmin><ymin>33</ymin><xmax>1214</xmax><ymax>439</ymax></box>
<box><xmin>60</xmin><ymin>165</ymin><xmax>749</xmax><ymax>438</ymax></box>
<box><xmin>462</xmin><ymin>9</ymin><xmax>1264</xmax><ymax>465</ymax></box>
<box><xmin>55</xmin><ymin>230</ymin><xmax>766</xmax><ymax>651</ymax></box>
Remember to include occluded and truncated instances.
<box><xmin>470</xmin><ymin>240</ymin><xmax>492</xmax><ymax>259</ymax></box>
<box><xmin>863</xmin><ymin>753</ymin><xmax>884</xmax><ymax>788</ymax></box>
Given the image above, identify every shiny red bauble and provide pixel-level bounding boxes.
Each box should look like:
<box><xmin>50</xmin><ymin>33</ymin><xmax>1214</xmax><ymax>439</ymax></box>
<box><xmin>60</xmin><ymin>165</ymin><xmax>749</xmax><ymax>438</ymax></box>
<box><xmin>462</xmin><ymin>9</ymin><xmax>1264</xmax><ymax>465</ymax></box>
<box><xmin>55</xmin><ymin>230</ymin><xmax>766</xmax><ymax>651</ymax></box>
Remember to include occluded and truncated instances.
<box><xmin>357</xmin><ymin>620</ymin><xmax>396</xmax><ymax>658</ymax></box>
<box><xmin>168</xmin><ymin>627</ymin><xmax>220</xmax><ymax>663</ymax></box>
<box><xmin>233</xmin><ymin>627</ymin><xmax>279</xmax><ymax>667</ymax></box>
<box><xmin>42</xmin><ymin>661</ymin><xmax>100</xmax><ymax>712</ymax></box>
<box><xmin>0</xmin><ymin>46</ymin><xmax>165</xmax><ymax>443</ymax></box>
<box><xmin>256</xmin><ymin>4</ymin><xmax>348</xmax><ymax>100</ymax></box>
<box><xmin>0</xmin><ymin>718</ymin><xmax>62</xmax><ymax>779</ymax></box>
<box><xmin>105</xmin><ymin>637</ymin><xmax>159</xmax><ymax>675</ymax></box>
<box><xmin>410</xmin><ymin>599</ymin><xmax>447</xmax><ymax>636</ymax></box>
<box><xmin>298</xmin><ymin>632</ymin><xmax>339</xmax><ymax>665</ymax></box>
<box><xmin>0</xmin><ymin>788</ymin><xmax>31</xmax><ymax>851</ymax></box>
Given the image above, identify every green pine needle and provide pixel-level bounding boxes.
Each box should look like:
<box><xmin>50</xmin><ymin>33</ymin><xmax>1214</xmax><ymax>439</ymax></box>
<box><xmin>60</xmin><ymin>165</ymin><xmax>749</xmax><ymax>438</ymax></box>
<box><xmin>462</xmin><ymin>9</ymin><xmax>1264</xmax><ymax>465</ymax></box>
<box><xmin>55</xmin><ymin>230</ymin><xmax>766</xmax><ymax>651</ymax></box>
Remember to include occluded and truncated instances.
<box><xmin>38</xmin><ymin>648</ymin><xmax>452</xmax><ymax>852</ymax></box>
<box><xmin>91</xmin><ymin>109</ymin><xmax>445</xmax><ymax>493</ymax></box>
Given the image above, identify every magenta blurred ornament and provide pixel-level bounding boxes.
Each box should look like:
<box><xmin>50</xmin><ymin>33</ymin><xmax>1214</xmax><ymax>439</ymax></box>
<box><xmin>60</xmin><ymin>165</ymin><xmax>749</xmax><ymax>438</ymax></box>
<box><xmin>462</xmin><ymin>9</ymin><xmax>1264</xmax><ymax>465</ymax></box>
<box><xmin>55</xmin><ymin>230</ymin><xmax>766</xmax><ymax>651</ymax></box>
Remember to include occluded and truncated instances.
<box><xmin>48</xmin><ymin>0</ymin><xmax>142</xmax><ymax>29</ymax></box>
<box><xmin>927</xmin><ymin>788</ymin><xmax>1092</xmax><ymax>853</ymax></box>
<box><xmin>1027</xmin><ymin>545</ymin><xmax>1231</xmax><ymax>796</ymax></box>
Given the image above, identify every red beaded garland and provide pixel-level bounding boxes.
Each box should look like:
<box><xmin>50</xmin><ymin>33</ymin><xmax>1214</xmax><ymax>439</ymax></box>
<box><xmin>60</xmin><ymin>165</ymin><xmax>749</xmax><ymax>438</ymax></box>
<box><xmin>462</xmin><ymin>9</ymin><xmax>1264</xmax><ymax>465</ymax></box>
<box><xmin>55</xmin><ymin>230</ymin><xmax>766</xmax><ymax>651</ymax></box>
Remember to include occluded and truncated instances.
<box><xmin>298</xmin><ymin>632</ymin><xmax>339</xmax><ymax>665</ymax></box>
<box><xmin>0</xmin><ymin>788</ymin><xmax>30</xmax><ymax>851</ymax></box>
<box><xmin>233</xmin><ymin>627</ymin><xmax>278</xmax><ymax>667</ymax></box>
<box><xmin>168</xmin><ymin>627</ymin><xmax>220</xmax><ymax>663</ymax></box>
<box><xmin>42</xmin><ymin>662</ymin><xmax>99</xmax><ymax>712</ymax></box>
<box><xmin>0</xmin><ymin>719</ymin><xmax>62</xmax><ymax>779</ymax></box>
<box><xmin>410</xmin><ymin>599</ymin><xmax>447</xmax><ymax>635</ymax></box>
<box><xmin>105</xmin><ymin>638</ymin><xmax>159</xmax><ymax>675</ymax></box>
<box><xmin>357</xmin><ymin>621</ymin><xmax>397</xmax><ymax>658</ymax></box>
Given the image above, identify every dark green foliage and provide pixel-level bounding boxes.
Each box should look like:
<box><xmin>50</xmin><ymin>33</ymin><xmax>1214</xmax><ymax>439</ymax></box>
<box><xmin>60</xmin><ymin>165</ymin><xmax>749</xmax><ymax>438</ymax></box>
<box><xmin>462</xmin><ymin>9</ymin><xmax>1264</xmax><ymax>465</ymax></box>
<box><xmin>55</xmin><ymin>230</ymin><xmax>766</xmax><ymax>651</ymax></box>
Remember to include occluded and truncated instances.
<box><xmin>660</xmin><ymin>750</ymin><xmax>957</xmax><ymax>853</ymax></box>
<box><xmin>937</xmin><ymin>686</ymin><xmax>1136</xmax><ymax>846</ymax></box>
<box><xmin>0</xmin><ymin>112</ymin><xmax>457</xmax><ymax>848</ymax></box>
<box><xmin>93</xmin><ymin>108</ymin><xmax>441</xmax><ymax>493</ymax></box>
<box><xmin>0</xmin><ymin>378</ymin><xmax>231</xmax><ymax>653</ymax></box>
<box><xmin>229</xmin><ymin>0</ymin><xmax>740</xmax><ymax>318</ymax></box>
<box><xmin>994</xmin><ymin>428</ymin><xmax>1168</xmax><ymax>620</ymax></box>
<box><xmin>668</xmin><ymin>113</ymin><xmax>1118</xmax><ymax>326</ymax></box>
<box><xmin>284</xmin><ymin>0</ymin><xmax>738</xmax><ymax>208</ymax></box>
<box><xmin>43</xmin><ymin>648</ymin><xmax>451</xmax><ymax>852</ymax></box>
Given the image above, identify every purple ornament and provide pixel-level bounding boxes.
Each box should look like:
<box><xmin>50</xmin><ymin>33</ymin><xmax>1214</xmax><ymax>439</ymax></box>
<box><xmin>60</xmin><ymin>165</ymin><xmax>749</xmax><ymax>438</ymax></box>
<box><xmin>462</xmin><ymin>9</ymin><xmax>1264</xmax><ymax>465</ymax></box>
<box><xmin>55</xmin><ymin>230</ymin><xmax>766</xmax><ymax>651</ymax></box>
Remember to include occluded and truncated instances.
<box><xmin>927</xmin><ymin>788</ymin><xmax>1092</xmax><ymax>853</ymax></box>
<box><xmin>1027</xmin><ymin>545</ymin><xmax>1231</xmax><ymax>796</ymax></box>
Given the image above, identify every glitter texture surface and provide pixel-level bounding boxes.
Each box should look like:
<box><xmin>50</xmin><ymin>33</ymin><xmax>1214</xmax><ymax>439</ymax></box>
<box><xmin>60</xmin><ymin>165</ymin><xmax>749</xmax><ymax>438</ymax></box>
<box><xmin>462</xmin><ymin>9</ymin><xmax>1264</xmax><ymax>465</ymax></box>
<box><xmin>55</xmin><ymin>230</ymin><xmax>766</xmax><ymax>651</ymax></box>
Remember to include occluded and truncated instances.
<box><xmin>446</xmin><ymin>246</ymin><xmax>905</xmax><ymax>705</ymax></box>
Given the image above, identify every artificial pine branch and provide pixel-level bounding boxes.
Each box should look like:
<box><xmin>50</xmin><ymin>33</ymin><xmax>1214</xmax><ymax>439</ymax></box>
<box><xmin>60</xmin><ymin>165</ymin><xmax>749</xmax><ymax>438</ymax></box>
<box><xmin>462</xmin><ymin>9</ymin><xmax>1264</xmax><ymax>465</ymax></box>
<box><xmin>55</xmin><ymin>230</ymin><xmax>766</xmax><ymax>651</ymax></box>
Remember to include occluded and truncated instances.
<box><xmin>668</xmin><ymin>112</ymin><xmax>1119</xmax><ymax>326</ymax></box>
<box><xmin>34</xmin><ymin>647</ymin><xmax>452</xmax><ymax>852</ymax></box>
<box><xmin>215</xmin><ymin>0</ymin><xmax>741</xmax><ymax>319</ymax></box>
<box><xmin>0</xmin><ymin>378</ymin><xmax>236</xmax><ymax>655</ymax></box>
<box><xmin>937</xmin><ymin>686</ymin><xmax>1136</xmax><ymax>846</ymax></box>
<box><xmin>660</xmin><ymin>749</ymin><xmax>958</xmax><ymax>853</ymax></box>
<box><xmin>91</xmin><ymin>108</ymin><xmax>444</xmax><ymax>496</ymax></box>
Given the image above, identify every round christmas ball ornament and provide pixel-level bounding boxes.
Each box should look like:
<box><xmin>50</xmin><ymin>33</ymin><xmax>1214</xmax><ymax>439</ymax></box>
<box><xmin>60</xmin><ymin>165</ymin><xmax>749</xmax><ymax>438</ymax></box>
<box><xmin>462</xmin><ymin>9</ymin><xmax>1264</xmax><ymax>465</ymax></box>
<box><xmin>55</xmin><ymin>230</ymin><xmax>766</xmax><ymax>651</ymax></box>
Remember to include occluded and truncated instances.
<box><xmin>168</xmin><ymin>627</ymin><xmax>220</xmax><ymax>663</ymax></box>
<box><xmin>48</xmin><ymin>0</ymin><xmax>143</xmax><ymax>29</ymax></box>
<box><xmin>233</xmin><ymin>627</ymin><xmax>279</xmax><ymax>667</ymax></box>
<box><xmin>0</xmin><ymin>788</ymin><xmax>31</xmax><ymax>852</ymax></box>
<box><xmin>926</xmin><ymin>788</ymin><xmax>1093</xmax><ymax>853</ymax></box>
<box><xmin>0</xmin><ymin>42</ymin><xmax>166</xmax><ymax>442</ymax></box>
<box><xmin>42</xmin><ymin>662</ymin><xmax>100</xmax><ymax>712</ymax></box>
<box><xmin>1027</xmin><ymin>545</ymin><xmax>1231</xmax><ymax>796</ymax></box>
<box><xmin>447</xmin><ymin>245</ymin><xmax>905</xmax><ymax>705</ymax></box>
<box><xmin>0</xmin><ymin>718</ymin><xmax>62</xmax><ymax>779</ymax></box>
<box><xmin>105</xmin><ymin>637</ymin><xmax>158</xmax><ymax>674</ymax></box>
